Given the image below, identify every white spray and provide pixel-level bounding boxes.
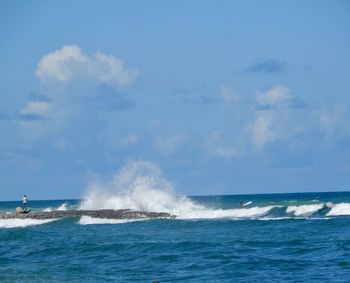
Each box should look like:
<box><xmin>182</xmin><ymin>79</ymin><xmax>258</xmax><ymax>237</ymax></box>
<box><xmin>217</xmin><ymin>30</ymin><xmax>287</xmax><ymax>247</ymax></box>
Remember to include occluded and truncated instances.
<box><xmin>80</xmin><ymin>160</ymin><xmax>276</xmax><ymax>219</ymax></box>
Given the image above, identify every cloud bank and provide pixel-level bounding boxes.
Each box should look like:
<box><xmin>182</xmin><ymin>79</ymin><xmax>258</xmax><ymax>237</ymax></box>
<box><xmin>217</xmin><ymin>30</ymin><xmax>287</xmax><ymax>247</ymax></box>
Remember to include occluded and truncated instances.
<box><xmin>19</xmin><ymin>45</ymin><xmax>139</xmax><ymax>141</ymax></box>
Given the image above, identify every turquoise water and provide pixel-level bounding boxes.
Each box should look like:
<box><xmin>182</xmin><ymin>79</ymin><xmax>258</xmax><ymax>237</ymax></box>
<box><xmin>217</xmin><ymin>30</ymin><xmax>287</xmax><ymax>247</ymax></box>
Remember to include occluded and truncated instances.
<box><xmin>1</xmin><ymin>192</ymin><xmax>350</xmax><ymax>282</ymax></box>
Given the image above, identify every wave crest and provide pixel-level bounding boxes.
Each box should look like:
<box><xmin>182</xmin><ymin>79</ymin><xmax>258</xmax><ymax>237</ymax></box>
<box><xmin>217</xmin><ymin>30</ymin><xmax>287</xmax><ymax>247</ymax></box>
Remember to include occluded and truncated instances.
<box><xmin>0</xmin><ymin>218</ymin><xmax>57</xmax><ymax>229</ymax></box>
<box><xmin>326</xmin><ymin>203</ymin><xmax>350</xmax><ymax>216</ymax></box>
<box><xmin>286</xmin><ymin>203</ymin><xmax>324</xmax><ymax>216</ymax></box>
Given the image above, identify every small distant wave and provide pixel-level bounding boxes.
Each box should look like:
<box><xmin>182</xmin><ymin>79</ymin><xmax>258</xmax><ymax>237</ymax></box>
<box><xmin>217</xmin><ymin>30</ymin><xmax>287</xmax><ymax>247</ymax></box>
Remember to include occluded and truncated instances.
<box><xmin>0</xmin><ymin>218</ymin><xmax>57</xmax><ymax>229</ymax></box>
<box><xmin>286</xmin><ymin>203</ymin><xmax>324</xmax><ymax>216</ymax></box>
<box><xmin>326</xmin><ymin>203</ymin><xmax>350</xmax><ymax>216</ymax></box>
<box><xmin>57</xmin><ymin>203</ymin><xmax>69</xmax><ymax>211</ymax></box>
<box><xmin>42</xmin><ymin>203</ymin><xmax>69</xmax><ymax>212</ymax></box>
<box><xmin>259</xmin><ymin>217</ymin><xmax>300</xmax><ymax>221</ymax></box>
<box><xmin>78</xmin><ymin>216</ymin><xmax>147</xmax><ymax>225</ymax></box>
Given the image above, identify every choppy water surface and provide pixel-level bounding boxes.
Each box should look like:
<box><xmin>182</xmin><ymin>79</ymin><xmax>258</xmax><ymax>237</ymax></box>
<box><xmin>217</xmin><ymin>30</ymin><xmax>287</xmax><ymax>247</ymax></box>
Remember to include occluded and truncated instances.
<box><xmin>1</xmin><ymin>192</ymin><xmax>350</xmax><ymax>282</ymax></box>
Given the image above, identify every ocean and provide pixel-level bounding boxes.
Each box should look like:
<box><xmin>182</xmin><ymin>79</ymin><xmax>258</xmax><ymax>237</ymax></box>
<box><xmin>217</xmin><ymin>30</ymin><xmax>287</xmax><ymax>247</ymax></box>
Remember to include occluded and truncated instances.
<box><xmin>1</xmin><ymin>191</ymin><xmax>350</xmax><ymax>282</ymax></box>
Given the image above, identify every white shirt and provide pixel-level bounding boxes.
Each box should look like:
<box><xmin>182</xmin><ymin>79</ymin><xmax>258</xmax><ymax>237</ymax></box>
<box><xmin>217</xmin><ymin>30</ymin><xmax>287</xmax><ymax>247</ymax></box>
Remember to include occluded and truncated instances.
<box><xmin>23</xmin><ymin>196</ymin><xmax>28</xmax><ymax>204</ymax></box>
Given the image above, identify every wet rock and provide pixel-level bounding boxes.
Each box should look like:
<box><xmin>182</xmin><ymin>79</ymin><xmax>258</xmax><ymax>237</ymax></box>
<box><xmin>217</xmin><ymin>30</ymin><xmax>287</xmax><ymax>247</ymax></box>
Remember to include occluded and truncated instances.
<box><xmin>0</xmin><ymin>209</ymin><xmax>173</xmax><ymax>220</ymax></box>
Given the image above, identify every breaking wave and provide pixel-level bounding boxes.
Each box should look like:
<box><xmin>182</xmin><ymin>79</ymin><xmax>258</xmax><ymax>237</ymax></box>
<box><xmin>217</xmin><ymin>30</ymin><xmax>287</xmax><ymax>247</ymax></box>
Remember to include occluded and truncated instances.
<box><xmin>57</xmin><ymin>203</ymin><xmax>69</xmax><ymax>211</ymax></box>
<box><xmin>80</xmin><ymin>160</ymin><xmax>345</xmax><ymax>220</ymax></box>
<box><xmin>0</xmin><ymin>218</ymin><xmax>57</xmax><ymax>229</ymax></box>
<box><xmin>43</xmin><ymin>202</ymin><xmax>69</xmax><ymax>212</ymax></box>
<box><xmin>286</xmin><ymin>203</ymin><xmax>324</xmax><ymax>216</ymax></box>
<box><xmin>326</xmin><ymin>203</ymin><xmax>350</xmax><ymax>216</ymax></box>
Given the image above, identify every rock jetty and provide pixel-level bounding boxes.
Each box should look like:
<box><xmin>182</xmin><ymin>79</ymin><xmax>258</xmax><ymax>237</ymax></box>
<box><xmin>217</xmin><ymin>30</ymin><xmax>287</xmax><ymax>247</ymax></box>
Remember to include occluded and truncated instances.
<box><xmin>0</xmin><ymin>209</ymin><xmax>172</xmax><ymax>220</ymax></box>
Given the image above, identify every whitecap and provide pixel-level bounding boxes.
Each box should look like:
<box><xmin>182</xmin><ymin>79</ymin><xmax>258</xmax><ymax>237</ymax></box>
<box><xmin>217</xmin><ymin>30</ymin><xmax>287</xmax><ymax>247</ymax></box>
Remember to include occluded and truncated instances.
<box><xmin>286</xmin><ymin>203</ymin><xmax>324</xmax><ymax>216</ymax></box>
<box><xmin>326</xmin><ymin>203</ymin><xmax>350</xmax><ymax>216</ymax></box>
<box><xmin>57</xmin><ymin>203</ymin><xmax>69</xmax><ymax>211</ymax></box>
<box><xmin>78</xmin><ymin>216</ymin><xmax>147</xmax><ymax>225</ymax></box>
<box><xmin>325</xmin><ymin>202</ymin><xmax>334</xmax><ymax>208</ymax></box>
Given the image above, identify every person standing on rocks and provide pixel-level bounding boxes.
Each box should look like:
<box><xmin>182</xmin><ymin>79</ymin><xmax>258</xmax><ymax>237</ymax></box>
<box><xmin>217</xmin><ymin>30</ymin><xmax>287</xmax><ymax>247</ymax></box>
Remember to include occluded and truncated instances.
<box><xmin>23</xmin><ymin>194</ymin><xmax>28</xmax><ymax>210</ymax></box>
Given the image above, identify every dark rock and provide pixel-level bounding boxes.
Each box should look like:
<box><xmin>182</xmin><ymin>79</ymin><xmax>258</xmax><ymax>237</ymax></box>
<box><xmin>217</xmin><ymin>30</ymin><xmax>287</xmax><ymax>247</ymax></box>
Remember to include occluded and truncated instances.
<box><xmin>0</xmin><ymin>209</ymin><xmax>173</xmax><ymax>220</ymax></box>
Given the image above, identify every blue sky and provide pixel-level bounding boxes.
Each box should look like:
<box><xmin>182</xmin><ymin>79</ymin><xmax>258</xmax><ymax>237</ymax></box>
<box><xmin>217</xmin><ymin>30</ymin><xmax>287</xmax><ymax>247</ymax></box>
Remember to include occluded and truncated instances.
<box><xmin>1</xmin><ymin>0</ymin><xmax>350</xmax><ymax>200</ymax></box>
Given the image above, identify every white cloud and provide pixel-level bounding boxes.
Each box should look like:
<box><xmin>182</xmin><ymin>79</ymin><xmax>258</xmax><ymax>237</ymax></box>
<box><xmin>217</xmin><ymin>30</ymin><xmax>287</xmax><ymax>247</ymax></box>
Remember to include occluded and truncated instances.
<box><xmin>36</xmin><ymin>45</ymin><xmax>87</xmax><ymax>83</ymax></box>
<box><xmin>250</xmin><ymin>111</ymin><xmax>275</xmax><ymax>149</ymax></box>
<box><xmin>36</xmin><ymin>45</ymin><xmax>138</xmax><ymax>89</ymax></box>
<box><xmin>20</xmin><ymin>101</ymin><xmax>51</xmax><ymax>117</ymax></box>
<box><xmin>19</xmin><ymin>45</ymin><xmax>139</xmax><ymax>141</ymax></box>
<box><xmin>249</xmin><ymin>85</ymin><xmax>300</xmax><ymax>150</ymax></box>
<box><xmin>256</xmin><ymin>84</ymin><xmax>291</xmax><ymax>108</ymax></box>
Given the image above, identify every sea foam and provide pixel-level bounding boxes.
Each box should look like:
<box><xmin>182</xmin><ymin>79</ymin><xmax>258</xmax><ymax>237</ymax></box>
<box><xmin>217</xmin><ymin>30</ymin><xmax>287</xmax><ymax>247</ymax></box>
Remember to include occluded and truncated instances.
<box><xmin>79</xmin><ymin>216</ymin><xmax>147</xmax><ymax>225</ymax></box>
<box><xmin>0</xmin><ymin>218</ymin><xmax>57</xmax><ymax>229</ymax></box>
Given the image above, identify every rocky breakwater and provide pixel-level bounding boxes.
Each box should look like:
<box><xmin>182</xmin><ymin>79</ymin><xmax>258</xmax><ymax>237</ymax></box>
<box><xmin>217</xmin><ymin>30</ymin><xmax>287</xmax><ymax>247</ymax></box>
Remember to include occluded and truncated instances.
<box><xmin>0</xmin><ymin>209</ymin><xmax>173</xmax><ymax>220</ymax></box>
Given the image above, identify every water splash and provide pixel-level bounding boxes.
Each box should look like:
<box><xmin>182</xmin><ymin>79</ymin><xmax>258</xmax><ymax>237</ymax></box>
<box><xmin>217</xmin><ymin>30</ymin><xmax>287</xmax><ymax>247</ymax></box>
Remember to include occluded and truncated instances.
<box><xmin>80</xmin><ymin>160</ymin><xmax>279</xmax><ymax>219</ymax></box>
<box><xmin>80</xmin><ymin>161</ymin><xmax>202</xmax><ymax>217</ymax></box>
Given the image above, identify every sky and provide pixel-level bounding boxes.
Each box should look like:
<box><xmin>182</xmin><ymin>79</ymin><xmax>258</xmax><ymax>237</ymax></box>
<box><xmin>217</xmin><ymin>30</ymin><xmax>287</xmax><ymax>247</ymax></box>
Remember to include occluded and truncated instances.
<box><xmin>0</xmin><ymin>0</ymin><xmax>350</xmax><ymax>200</ymax></box>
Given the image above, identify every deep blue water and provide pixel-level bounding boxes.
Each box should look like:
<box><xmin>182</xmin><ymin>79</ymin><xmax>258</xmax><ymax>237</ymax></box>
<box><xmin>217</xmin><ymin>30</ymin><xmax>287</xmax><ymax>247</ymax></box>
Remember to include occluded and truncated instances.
<box><xmin>1</xmin><ymin>192</ymin><xmax>350</xmax><ymax>282</ymax></box>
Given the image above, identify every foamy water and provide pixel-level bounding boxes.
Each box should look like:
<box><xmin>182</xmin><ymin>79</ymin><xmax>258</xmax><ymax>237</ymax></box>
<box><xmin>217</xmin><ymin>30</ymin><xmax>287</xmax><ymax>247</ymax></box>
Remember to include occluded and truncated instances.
<box><xmin>0</xmin><ymin>218</ymin><xmax>57</xmax><ymax>229</ymax></box>
<box><xmin>79</xmin><ymin>216</ymin><xmax>148</xmax><ymax>225</ymax></box>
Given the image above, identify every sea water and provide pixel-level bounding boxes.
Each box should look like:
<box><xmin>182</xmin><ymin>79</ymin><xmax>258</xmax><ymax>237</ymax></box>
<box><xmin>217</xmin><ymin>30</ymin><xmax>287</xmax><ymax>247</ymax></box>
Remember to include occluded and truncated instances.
<box><xmin>1</xmin><ymin>192</ymin><xmax>350</xmax><ymax>282</ymax></box>
<box><xmin>1</xmin><ymin>161</ymin><xmax>350</xmax><ymax>282</ymax></box>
